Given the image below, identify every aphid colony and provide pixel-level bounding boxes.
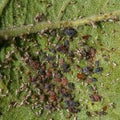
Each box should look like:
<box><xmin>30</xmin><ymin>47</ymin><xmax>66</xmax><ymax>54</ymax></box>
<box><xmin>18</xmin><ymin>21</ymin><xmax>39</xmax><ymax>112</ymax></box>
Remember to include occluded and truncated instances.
<box><xmin>9</xmin><ymin>27</ymin><xmax>106</xmax><ymax>118</ymax></box>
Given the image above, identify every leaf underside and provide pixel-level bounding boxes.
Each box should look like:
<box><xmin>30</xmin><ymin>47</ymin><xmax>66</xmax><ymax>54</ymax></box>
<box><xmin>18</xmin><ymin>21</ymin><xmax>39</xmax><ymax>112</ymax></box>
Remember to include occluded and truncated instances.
<box><xmin>0</xmin><ymin>0</ymin><xmax>120</xmax><ymax>120</ymax></box>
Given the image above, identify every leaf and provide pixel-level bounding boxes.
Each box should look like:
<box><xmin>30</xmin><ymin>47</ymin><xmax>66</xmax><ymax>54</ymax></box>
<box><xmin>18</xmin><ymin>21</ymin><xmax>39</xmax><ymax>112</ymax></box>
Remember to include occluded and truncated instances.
<box><xmin>0</xmin><ymin>0</ymin><xmax>120</xmax><ymax>120</ymax></box>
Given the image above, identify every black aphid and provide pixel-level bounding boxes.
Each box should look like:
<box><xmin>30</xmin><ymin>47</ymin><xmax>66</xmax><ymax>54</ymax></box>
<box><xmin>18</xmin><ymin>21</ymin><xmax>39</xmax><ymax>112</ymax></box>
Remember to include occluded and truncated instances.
<box><xmin>81</xmin><ymin>48</ymin><xmax>89</xmax><ymax>60</ymax></box>
<box><xmin>68</xmin><ymin>50</ymin><xmax>74</xmax><ymax>58</ymax></box>
<box><xmin>82</xmin><ymin>67</ymin><xmax>92</xmax><ymax>75</ymax></box>
<box><xmin>68</xmin><ymin>82</ymin><xmax>75</xmax><ymax>89</ymax></box>
<box><xmin>69</xmin><ymin>107</ymin><xmax>80</xmax><ymax>113</ymax></box>
<box><xmin>62</xmin><ymin>93</ymin><xmax>71</xmax><ymax>99</ymax></box>
<box><xmin>64</xmin><ymin>40</ymin><xmax>69</xmax><ymax>47</ymax></box>
<box><xmin>45</xmin><ymin>83</ymin><xmax>55</xmax><ymax>91</ymax></box>
<box><xmin>64</xmin><ymin>100</ymin><xmax>79</xmax><ymax>108</ymax></box>
<box><xmin>56</xmin><ymin>44</ymin><xmax>69</xmax><ymax>54</ymax></box>
<box><xmin>54</xmin><ymin>71</ymin><xmax>63</xmax><ymax>79</ymax></box>
<box><xmin>52</xmin><ymin>62</ymin><xmax>58</xmax><ymax>68</ymax></box>
<box><xmin>47</xmin><ymin>55</ymin><xmax>55</xmax><ymax>61</ymax></box>
<box><xmin>86</xmin><ymin>111</ymin><xmax>92</xmax><ymax>117</ymax></box>
<box><xmin>39</xmin><ymin>68</ymin><xmax>46</xmax><ymax>76</ymax></box>
<box><xmin>49</xmin><ymin>47</ymin><xmax>56</xmax><ymax>53</ymax></box>
<box><xmin>93</xmin><ymin>67</ymin><xmax>103</xmax><ymax>73</ymax></box>
<box><xmin>94</xmin><ymin>61</ymin><xmax>99</xmax><ymax>67</ymax></box>
<box><xmin>45</xmin><ymin>104</ymin><xmax>53</xmax><ymax>110</ymax></box>
<box><xmin>64</xmin><ymin>27</ymin><xmax>77</xmax><ymax>37</ymax></box>
<box><xmin>89</xmin><ymin>78</ymin><xmax>97</xmax><ymax>82</ymax></box>
<box><xmin>89</xmin><ymin>86</ymin><xmax>96</xmax><ymax>91</ymax></box>
<box><xmin>61</xmin><ymin>63</ymin><xmax>70</xmax><ymax>72</ymax></box>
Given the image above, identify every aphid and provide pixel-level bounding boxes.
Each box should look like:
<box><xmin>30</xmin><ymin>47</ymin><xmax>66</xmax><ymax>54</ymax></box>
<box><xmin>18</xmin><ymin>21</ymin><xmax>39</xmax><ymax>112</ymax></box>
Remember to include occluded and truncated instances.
<box><xmin>61</xmin><ymin>78</ymin><xmax>68</xmax><ymax>86</ymax></box>
<box><xmin>94</xmin><ymin>60</ymin><xmax>99</xmax><ymax>67</ymax></box>
<box><xmin>69</xmin><ymin>107</ymin><xmax>80</xmax><ymax>113</ymax></box>
<box><xmin>45</xmin><ymin>70</ymin><xmax>52</xmax><ymax>79</ymax></box>
<box><xmin>93</xmin><ymin>67</ymin><xmax>103</xmax><ymax>73</ymax></box>
<box><xmin>61</xmin><ymin>63</ymin><xmax>70</xmax><ymax>72</ymax></box>
<box><xmin>82</xmin><ymin>35</ymin><xmax>90</xmax><ymax>41</ymax></box>
<box><xmin>39</xmin><ymin>68</ymin><xmax>46</xmax><ymax>76</ymax></box>
<box><xmin>54</xmin><ymin>71</ymin><xmax>63</xmax><ymax>79</ymax></box>
<box><xmin>47</xmin><ymin>55</ymin><xmax>55</xmax><ymax>61</ymax></box>
<box><xmin>81</xmin><ymin>49</ymin><xmax>88</xmax><ymax>59</ymax></box>
<box><xmin>86</xmin><ymin>111</ymin><xmax>92</xmax><ymax>117</ymax></box>
<box><xmin>68</xmin><ymin>82</ymin><xmax>75</xmax><ymax>89</ymax></box>
<box><xmin>82</xmin><ymin>67</ymin><xmax>92</xmax><ymax>75</ymax></box>
<box><xmin>68</xmin><ymin>50</ymin><xmax>74</xmax><ymax>58</ymax></box>
<box><xmin>94</xmin><ymin>111</ymin><xmax>107</xmax><ymax>116</ymax></box>
<box><xmin>49</xmin><ymin>47</ymin><xmax>56</xmax><ymax>53</ymax></box>
<box><xmin>102</xmin><ymin>105</ymin><xmax>107</xmax><ymax>111</ymax></box>
<box><xmin>64</xmin><ymin>40</ymin><xmax>69</xmax><ymax>47</ymax></box>
<box><xmin>40</xmin><ymin>95</ymin><xmax>45</xmax><ymax>103</ymax></box>
<box><xmin>90</xmin><ymin>94</ymin><xmax>101</xmax><ymax>102</ymax></box>
<box><xmin>88</xmin><ymin>85</ymin><xmax>96</xmax><ymax>91</ymax></box>
<box><xmin>64</xmin><ymin>27</ymin><xmax>77</xmax><ymax>37</ymax></box>
<box><xmin>56</xmin><ymin>44</ymin><xmax>68</xmax><ymax>53</ymax></box>
<box><xmin>89</xmin><ymin>47</ymin><xmax>96</xmax><ymax>58</ymax></box>
<box><xmin>49</xmin><ymin>94</ymin><xmax>56</xmax><ymax>102</ymax></box>
<box><xmin>89</xmin><ymin>78</ymin><xmax>97</xmax><ymax>82</ymax></box>
<box><xmin>77</xmin><ymin>73</ymin><xmax>84</xmax><ymax>79</ymax></box>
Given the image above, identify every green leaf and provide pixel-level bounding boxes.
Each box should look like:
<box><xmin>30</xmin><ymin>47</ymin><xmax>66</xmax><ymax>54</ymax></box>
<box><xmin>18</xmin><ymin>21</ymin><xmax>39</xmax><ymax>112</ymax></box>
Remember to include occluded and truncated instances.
<box><xmin>0</xmin><ymin>0</ymin><xmax>120</xmax><ymax>120</ymax></box>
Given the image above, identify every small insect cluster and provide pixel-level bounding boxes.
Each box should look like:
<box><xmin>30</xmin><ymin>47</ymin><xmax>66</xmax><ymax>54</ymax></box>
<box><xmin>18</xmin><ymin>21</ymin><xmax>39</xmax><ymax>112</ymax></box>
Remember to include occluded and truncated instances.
<box><xmin>7</xmin><ymin>27</ymin><xmax>109</xmax><ymax>118</ymax></box>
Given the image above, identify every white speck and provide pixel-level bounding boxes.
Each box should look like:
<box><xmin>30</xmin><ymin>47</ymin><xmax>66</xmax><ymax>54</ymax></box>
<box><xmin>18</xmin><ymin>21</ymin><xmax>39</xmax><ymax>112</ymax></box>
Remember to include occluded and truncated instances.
<box><xmin>105</xmin><ymin>73</ymin><xmax>110</xmax><ymax>76</ymax></box>
<box><xmin>116</xmin><ymin>78</ymin><xmax>119</xmax><ymax>81</ymax></box>
<box><xmin>111</xmin><ymin>80</ymin><xmax>115</xmax><ymax>84</ymax></box>
<box><xmin>100</xmin><ymin>83</ymin><xmax>104</xmax><ymax>87</ymax></box>
<box><xmin>108</xmin><ymin>19</ymin><xmax>114</xmax><ymax>22</ymax></box>
<box><xmin>84</xmin><ymin>83</ymin><xmax>88</xmax><ymax>86</ymax></box>
<box><xmin>0</xmin><ymin>89</ymin><xmax>2</xmax><ymax>93</ymax></box>
<box><xmin>79</xmin><ymin>99</ymin><xmax>83</xmax><ymax>102</ymax></box>
<box><xmin>113</xmin><ymin>62</ymin><xmax>117</xmax><ymax>67</ymax></box>
<box><xmin>6</xmin><ymin>90</ymin><xmax>9</xmax><ymax>94</ymax></box>
<box><xmin>74</xmin><ymin>116</ymin><xmax>77</xmax><ymax>120</ymax></box>
<box><xmin>16</xmin><ymin>3</ymin><xmax>21</xmax><ymax>8</ymax></box>
<box><xmin>1</xmin><ymin>94</ymin><xmax>7</xmax><ymax>97</ymax></box>
<box><xmin>4</xmin><ymin>35</ymin><xmax>8</xmax><ymax>40</ymax></box>
<box><xmin>109</xmin><ymin>102</ymin><xmax>114</xmax><ymax>108</ymax></box>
